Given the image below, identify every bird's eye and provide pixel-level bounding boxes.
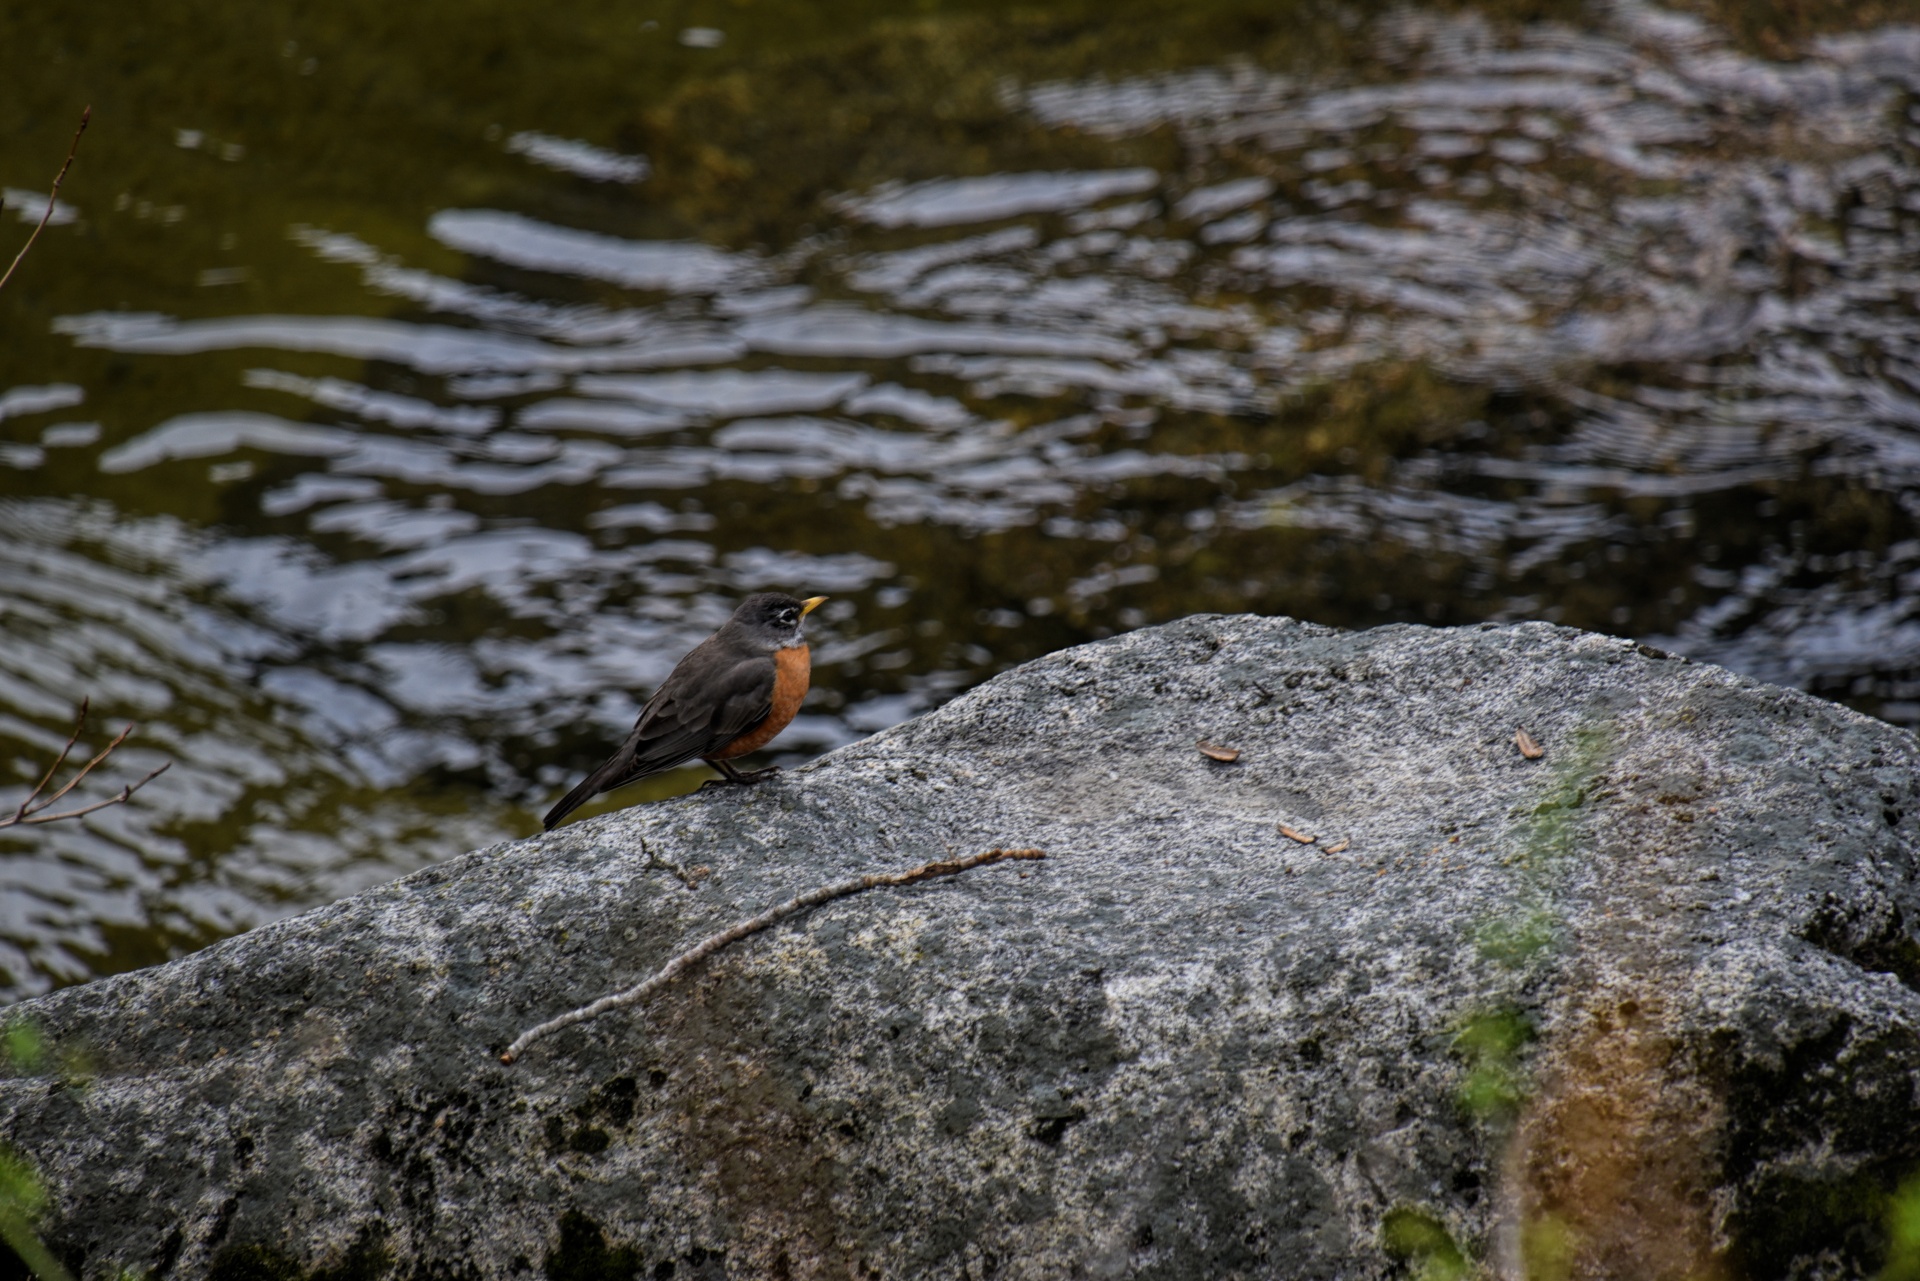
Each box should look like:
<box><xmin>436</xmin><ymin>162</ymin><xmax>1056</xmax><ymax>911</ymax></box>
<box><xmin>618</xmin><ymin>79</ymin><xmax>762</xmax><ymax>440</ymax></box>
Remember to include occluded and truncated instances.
<box><xmin>781</xmin><ymin>610</ymin><xmax>796</xmax><ymax>624</ymax></box>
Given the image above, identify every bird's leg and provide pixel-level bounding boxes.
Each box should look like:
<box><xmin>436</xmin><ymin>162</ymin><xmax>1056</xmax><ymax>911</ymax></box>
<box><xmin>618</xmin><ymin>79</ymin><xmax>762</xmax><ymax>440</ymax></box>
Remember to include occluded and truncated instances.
<box><xmin>700</xmin><ymin>758</ymin><xmax>783</xmax><ymax>790</ymax></box>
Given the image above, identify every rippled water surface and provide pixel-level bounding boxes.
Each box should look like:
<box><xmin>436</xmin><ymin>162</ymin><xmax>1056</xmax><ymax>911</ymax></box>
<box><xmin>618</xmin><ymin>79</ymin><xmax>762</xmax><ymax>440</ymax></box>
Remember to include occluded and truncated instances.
<box><xmin>3</xmin><ymin>0</ymin><xmax>1918</xmax><ymax>998</ymax></box>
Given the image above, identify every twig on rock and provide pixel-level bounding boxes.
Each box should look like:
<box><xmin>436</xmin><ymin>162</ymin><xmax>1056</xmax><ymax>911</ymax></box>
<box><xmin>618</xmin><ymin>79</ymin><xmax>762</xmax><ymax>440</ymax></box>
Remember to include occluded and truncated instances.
<box><xmin>500</xmin><ymin>846</ymin><xmax>1045</xmax><ymax>1064</ymax></box>
<box><xmin>639</xmin><ymin>837</ymin><xmax>710</xmax><ymax>890</ymax></box>
<box><xmin>2</xmin><ymin>699</ymin><xmax>171</xmax><ymax>830</ymax></box>
<box><xmin>0</xmin><ymin>106</ymin><xmax>90</xmax><ymax>295</ymax></box>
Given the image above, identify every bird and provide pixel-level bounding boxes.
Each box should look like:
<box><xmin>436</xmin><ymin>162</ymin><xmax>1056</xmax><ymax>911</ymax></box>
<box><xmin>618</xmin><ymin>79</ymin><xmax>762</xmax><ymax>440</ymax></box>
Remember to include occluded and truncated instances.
<box><xmin>542</xmin><ymin>592</ymin><xmax>828</xmax><ymax>829</ymax></box>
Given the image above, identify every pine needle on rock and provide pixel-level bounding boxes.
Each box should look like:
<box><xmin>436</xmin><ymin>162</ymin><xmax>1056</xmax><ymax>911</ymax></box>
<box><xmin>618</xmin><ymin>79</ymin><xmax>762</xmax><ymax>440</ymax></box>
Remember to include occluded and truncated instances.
<box><xmin>500</xmin><ymin>846</ymin><xmax>1045</xmax><ymax>1064</ymax></box>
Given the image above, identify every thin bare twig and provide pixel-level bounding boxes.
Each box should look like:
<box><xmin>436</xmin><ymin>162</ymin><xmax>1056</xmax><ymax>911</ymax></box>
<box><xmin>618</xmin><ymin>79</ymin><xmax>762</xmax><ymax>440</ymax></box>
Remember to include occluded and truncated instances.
<box><xmin>13</xmin><ymin>761</ymin><xmax>171</xmax><ymax>826</ymax></box>
<box><xmin>11</xmin><ymin>698</ymin><xmax>88</xmax><ymax>825</ymax></box>
<box><xmin>1</xmin><ymin>700</ymin><xmax>171</xmax><ymax>830</ymax></box>
<box><xmin>500</xmin><ymin>846</ymin><xmax>1045</xmax><ymax>1064</ymax></box>
<box><xmin>19</xmin><ymin>721</ymin><xmax>133</xmax><ymax>818</ymax></box>
<box><xmin>0</xmin><ymin>105</ymin><xmax>91</xmax><ymax>295</ymax></box>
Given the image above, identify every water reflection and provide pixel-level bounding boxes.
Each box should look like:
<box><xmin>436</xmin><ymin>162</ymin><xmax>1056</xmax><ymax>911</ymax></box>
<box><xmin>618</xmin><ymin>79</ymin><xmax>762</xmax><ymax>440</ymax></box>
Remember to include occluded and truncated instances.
<box><xmin>2</xmin><ymin>1</ymin><xmax>1917</xmax><ymax>998</ymax></box>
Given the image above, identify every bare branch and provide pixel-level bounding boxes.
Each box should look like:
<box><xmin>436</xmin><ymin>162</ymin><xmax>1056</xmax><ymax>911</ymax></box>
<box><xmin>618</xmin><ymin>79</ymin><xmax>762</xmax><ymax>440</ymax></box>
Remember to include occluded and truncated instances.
<box><xmin>16</xmin><ymin>761</ymin><xmax>171</xmax><ymax>825</ymax></box>
<box><xmin>501</xmin><ymin>846</ymin><xmax>1045</xmax><ymax>1064</ymax></box>
<box><xmin>1</xmin><ymin>701</ymin><xmax>170</xmax><ymax>832</ymax></box>
<box><xmin>18</xmin><ymin>722</ymin><xmax>134</xmax><ymax>819</ymax></box>
<box><xmin>0</xmin><ymin>105</ymin><xmax>91</xmax><ymax>295</ymax></box>
<box><xmin>10</xmin><ymin>698</ymin><xmax>87</xmax><ymax>825</ymax></box>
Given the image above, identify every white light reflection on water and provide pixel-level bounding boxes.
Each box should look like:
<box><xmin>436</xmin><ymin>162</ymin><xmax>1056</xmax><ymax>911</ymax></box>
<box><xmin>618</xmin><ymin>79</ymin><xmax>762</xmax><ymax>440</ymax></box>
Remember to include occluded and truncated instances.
<box><xmin>502</xmin><ymin>132</ymin><xmax>651</xmax><ymax>185</ymax></box>
<box><xmin>4</xmin><ymin>3</ymin><xmax>1920</xmax><ymax>998</ymax></box>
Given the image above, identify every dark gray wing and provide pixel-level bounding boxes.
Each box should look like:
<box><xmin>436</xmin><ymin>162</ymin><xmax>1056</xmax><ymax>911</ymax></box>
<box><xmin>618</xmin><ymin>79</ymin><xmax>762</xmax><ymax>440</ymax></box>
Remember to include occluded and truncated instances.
<box><xmin>622</xmin><ymin>652</ymin><xmax>775</xmax><ymax>775</ymax></box>
<box><xmin>542</xmin><ymin>638</ymin><xmax>774</xmax><ymax>828</ymax></box>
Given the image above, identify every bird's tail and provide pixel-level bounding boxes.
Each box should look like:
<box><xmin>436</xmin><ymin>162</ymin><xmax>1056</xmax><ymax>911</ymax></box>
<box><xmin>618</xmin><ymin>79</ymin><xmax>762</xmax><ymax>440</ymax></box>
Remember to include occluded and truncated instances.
<box><xmin>542</xmin><ymin>752</ymin><xmax>633</xmax><ymax>830</ymax></box>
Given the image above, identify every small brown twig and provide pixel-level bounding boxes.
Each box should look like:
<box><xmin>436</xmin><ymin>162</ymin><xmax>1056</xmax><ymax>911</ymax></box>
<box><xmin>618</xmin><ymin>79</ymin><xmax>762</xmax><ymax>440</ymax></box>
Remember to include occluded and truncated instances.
<box><xmin>2</xmin><ymin>699</ymin><xmax>171</xmax><ymax>830</ymax></box>
<box><xmin>500</xmin><ymin>846</ymin><xmax>1045</xmax><ymax>1064</ymax></box>
<box><xmin>0</xmin><ymin>105</ymin><xmax>91</xmax><ymax>295</ymax></box>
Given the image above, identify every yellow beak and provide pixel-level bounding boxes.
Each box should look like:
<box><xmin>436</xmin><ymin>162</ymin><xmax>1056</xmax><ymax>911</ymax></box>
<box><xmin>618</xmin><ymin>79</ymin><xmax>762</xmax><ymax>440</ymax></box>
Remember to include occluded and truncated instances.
<box><xmin>801</xmin><ymin>596</ymin><xmax>828</xmax><ymax>616</ymax></box>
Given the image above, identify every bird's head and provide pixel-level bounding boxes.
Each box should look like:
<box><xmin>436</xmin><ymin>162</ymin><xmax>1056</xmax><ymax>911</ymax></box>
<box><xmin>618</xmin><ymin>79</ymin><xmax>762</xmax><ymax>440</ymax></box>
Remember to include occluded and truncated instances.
<box><xmin>730</xmin><ymin>591</ymin><xmax>828</xmax><ymax>650</ymax></box>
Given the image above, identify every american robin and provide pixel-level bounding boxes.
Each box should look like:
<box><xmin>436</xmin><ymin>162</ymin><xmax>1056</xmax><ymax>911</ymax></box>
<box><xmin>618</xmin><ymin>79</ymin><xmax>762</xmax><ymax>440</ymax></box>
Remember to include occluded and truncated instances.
<box><xmin>542</xmin><ymin>592</ymin><xmax>828</xmax><ymax>829</ymax></box>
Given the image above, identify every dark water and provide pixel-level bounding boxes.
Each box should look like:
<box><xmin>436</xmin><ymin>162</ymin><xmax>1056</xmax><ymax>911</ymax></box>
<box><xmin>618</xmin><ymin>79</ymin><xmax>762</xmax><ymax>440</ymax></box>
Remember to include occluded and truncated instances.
<box><xmin>2</xmin><ymin>0</ymin><xmax>1917</xmax><ymax>1000</ymax></box>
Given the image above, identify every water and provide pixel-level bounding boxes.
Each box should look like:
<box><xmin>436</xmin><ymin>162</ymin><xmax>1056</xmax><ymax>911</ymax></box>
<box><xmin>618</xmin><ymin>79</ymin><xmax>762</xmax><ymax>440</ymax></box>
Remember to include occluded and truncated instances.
<box><xmin>2</xmin><ymin>0</ymin><xmax>1917</xmax><ymax>1001</ymax></box>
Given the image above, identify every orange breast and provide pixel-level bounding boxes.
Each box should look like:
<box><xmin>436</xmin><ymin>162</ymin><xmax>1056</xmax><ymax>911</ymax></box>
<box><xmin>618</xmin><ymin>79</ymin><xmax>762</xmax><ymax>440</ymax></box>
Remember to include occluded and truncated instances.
<box><xmin>707</xmin><ymin>644</ymin><xmax>810</xmax><ymax>760</ymax></box>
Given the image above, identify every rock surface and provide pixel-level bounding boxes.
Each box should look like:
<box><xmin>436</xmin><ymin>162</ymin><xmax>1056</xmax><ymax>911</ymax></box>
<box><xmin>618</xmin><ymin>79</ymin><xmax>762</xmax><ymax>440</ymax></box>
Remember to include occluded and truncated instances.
<box><xmin>4</xmin><ymin>617</ymin><xmax>1920</xmax><ymax>1280</ymax></box>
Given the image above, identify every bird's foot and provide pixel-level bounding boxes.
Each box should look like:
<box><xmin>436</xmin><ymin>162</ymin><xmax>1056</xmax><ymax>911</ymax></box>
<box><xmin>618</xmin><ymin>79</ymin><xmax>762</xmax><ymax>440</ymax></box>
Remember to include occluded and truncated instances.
<box><xmin>701</xmin><ymin>763</ymin><xmax>781</xmax><ymax>790</ymax></box>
